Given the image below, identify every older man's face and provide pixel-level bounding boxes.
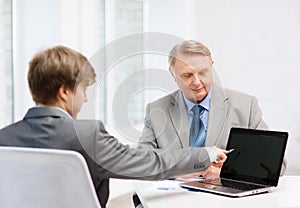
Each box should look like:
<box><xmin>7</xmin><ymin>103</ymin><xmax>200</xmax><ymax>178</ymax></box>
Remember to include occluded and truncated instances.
<box><xmin>171</xmin><ymin>54</ymin><xmax>213</xmax><ymax>103</ymax></box>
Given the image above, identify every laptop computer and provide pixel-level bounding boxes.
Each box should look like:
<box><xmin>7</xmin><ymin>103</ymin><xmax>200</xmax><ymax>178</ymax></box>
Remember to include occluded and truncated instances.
<box><xmin>180</xmin><ymin>127</ymin><xmax>288</xmax><ymax>197</ymax></box>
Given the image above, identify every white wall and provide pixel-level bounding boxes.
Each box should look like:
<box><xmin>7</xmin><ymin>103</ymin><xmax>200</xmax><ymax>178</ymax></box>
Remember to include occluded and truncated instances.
<box><xmin>145</xmin><ymin>0</ymin><xmax>300</xmax><ymax>174</ymax></box>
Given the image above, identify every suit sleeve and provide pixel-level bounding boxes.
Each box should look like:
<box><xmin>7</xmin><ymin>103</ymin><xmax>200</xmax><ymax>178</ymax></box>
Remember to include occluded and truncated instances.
<box><xmin>93</xmin><ymin>121</ymin><xmax>212</xmax><ymax>180</ymax></box>
<box><xmin>249</xmin><ymin>96</ymin><xmax>268</xmax><ymax>129</ymax></box>
<box><xmin>137</xmin><ymin>103</ymin><xmax>159</xmax><ymax>149</ymax></box>
<box><xmin>249</xmin><ymin>96</ymin><xmax>286</xmax><ymax>175</ymax></box>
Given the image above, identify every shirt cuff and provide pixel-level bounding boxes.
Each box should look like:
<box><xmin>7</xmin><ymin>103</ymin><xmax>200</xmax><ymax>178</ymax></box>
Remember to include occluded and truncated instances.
<box><xmin>204</xmin><ymin>147</ymin><xmax>218</xmax><ymax>163</ymax></box>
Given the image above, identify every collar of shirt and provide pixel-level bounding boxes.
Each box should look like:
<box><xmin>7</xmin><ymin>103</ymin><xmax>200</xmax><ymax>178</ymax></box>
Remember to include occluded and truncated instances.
<box><xmin>182</xmin><ymin>89</ymin><xmax>211</xmax><ymax>130</ymax></box>
<box><xmin>182</xmin><ymin>90</ymin><xmax>211</xmax><ymax>113</ymax></box>
<box><xmin>34</xmin><ymin>105</ymin><xmax>73</xmax><ymax>119</ymax></box>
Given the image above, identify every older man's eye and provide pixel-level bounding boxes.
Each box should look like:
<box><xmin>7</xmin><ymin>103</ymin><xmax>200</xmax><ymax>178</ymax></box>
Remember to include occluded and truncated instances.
<box><xmin>182</xmin><ymin>73</ymin><xmax>192</xmax><ymax>78</ymax></box>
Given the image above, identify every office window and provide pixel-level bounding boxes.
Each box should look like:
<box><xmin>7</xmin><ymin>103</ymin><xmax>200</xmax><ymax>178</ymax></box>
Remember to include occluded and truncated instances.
<box><xmin>0</xmin><ymin>0</ymin><xmax>13</xmax><ymax>128</ymax></box>
<box><xmin>96</xmin><ymin>0</ymin><xmax>144</xmax><ymax>142</ymax></box>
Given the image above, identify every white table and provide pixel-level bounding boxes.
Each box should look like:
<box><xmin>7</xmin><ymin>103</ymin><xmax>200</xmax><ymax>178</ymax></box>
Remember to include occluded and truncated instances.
<box><xmin>134</xmin><ymin>175</ymin><xmax>300</xmax><ymax>208</ymax></box>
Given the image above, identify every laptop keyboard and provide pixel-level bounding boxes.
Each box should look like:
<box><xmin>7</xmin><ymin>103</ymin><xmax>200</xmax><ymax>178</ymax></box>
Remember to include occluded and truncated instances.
<box><xmin>201</xmin><ymin>178</ymin><xmax>266</xmax><ymax>191</ymax></box>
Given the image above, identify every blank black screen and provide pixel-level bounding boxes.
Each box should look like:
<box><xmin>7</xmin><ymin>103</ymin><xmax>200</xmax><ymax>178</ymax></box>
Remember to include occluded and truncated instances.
<box><xmin>221</xmin><ymin>128</ymin><xmax>288</xmax><ymax>186</ymax></box>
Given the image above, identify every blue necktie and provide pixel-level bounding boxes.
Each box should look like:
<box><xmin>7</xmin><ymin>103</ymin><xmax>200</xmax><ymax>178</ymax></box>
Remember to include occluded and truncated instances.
<box><xmin>189</xmin><ymin>105</ymin><xmax>206</xmax><ymax>147</ymax></box>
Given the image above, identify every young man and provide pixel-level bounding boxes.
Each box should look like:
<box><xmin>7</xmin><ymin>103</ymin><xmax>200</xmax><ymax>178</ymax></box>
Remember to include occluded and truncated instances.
<box><xmin>0</xmin><ymin>46</ymin><xmax>227</xmax><ymax>208</ymax></box>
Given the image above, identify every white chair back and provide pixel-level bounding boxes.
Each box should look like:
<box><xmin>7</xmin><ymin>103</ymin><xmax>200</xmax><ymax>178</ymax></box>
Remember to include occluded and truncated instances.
<box><xmin>0</xmin><ymin>146</ymin><xmax>101</xmax><ymax>208</ymax></box>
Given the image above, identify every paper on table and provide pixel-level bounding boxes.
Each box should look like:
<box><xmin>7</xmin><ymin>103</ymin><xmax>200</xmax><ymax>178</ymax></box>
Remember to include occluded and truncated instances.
<box><xmin>153</xmin><ymin>177</ymin><xmax>205</xmax><ymax>192</ymax></box>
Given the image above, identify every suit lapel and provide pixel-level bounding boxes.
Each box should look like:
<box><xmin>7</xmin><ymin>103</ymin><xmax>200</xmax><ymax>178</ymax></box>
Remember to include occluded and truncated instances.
<box><xmin>206</xmin><ymin>84</ymin><xmax>228</xmax><ymax>146</ymax></box>
<box><xmin>169</xmin><ymin>91</ymin><xmax>190</xmax><ymax>148</ymax></box>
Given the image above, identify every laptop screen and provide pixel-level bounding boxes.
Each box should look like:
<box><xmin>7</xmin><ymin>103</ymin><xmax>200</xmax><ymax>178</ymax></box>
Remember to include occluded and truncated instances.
<box><xmin>221</xmin><ymin>128</ymin><xmax>288</xmax><ymax>186</ymax></box>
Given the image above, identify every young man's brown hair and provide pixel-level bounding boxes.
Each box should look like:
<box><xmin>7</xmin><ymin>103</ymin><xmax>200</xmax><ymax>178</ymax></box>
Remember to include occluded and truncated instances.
<box><xmin>28</xmin><ymin>46</ymin><xmax>96</xmax><ymax>105</ymax></box>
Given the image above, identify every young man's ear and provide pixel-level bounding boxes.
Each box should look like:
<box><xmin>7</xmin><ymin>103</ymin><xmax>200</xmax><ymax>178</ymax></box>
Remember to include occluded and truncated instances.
<box><xmin>58</xmin><ymin>85</ymin><xmax>71</xmax><ymax>102</ymax></box>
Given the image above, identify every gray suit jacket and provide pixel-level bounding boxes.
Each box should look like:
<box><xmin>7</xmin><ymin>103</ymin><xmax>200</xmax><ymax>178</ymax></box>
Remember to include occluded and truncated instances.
<box><xmin>138</xmin><ymin>84</ymin><xmax>268</xmax><ymax>149</ymax></box>
<box><xmin>0</xmin><ymin>107</ymin><xmax>212</xmax><ymax>207</ymax></box>
<box><xmin>138</xmin><ymin>84</ymin><xmax>286</xmax><ymax>174</ymax></box>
